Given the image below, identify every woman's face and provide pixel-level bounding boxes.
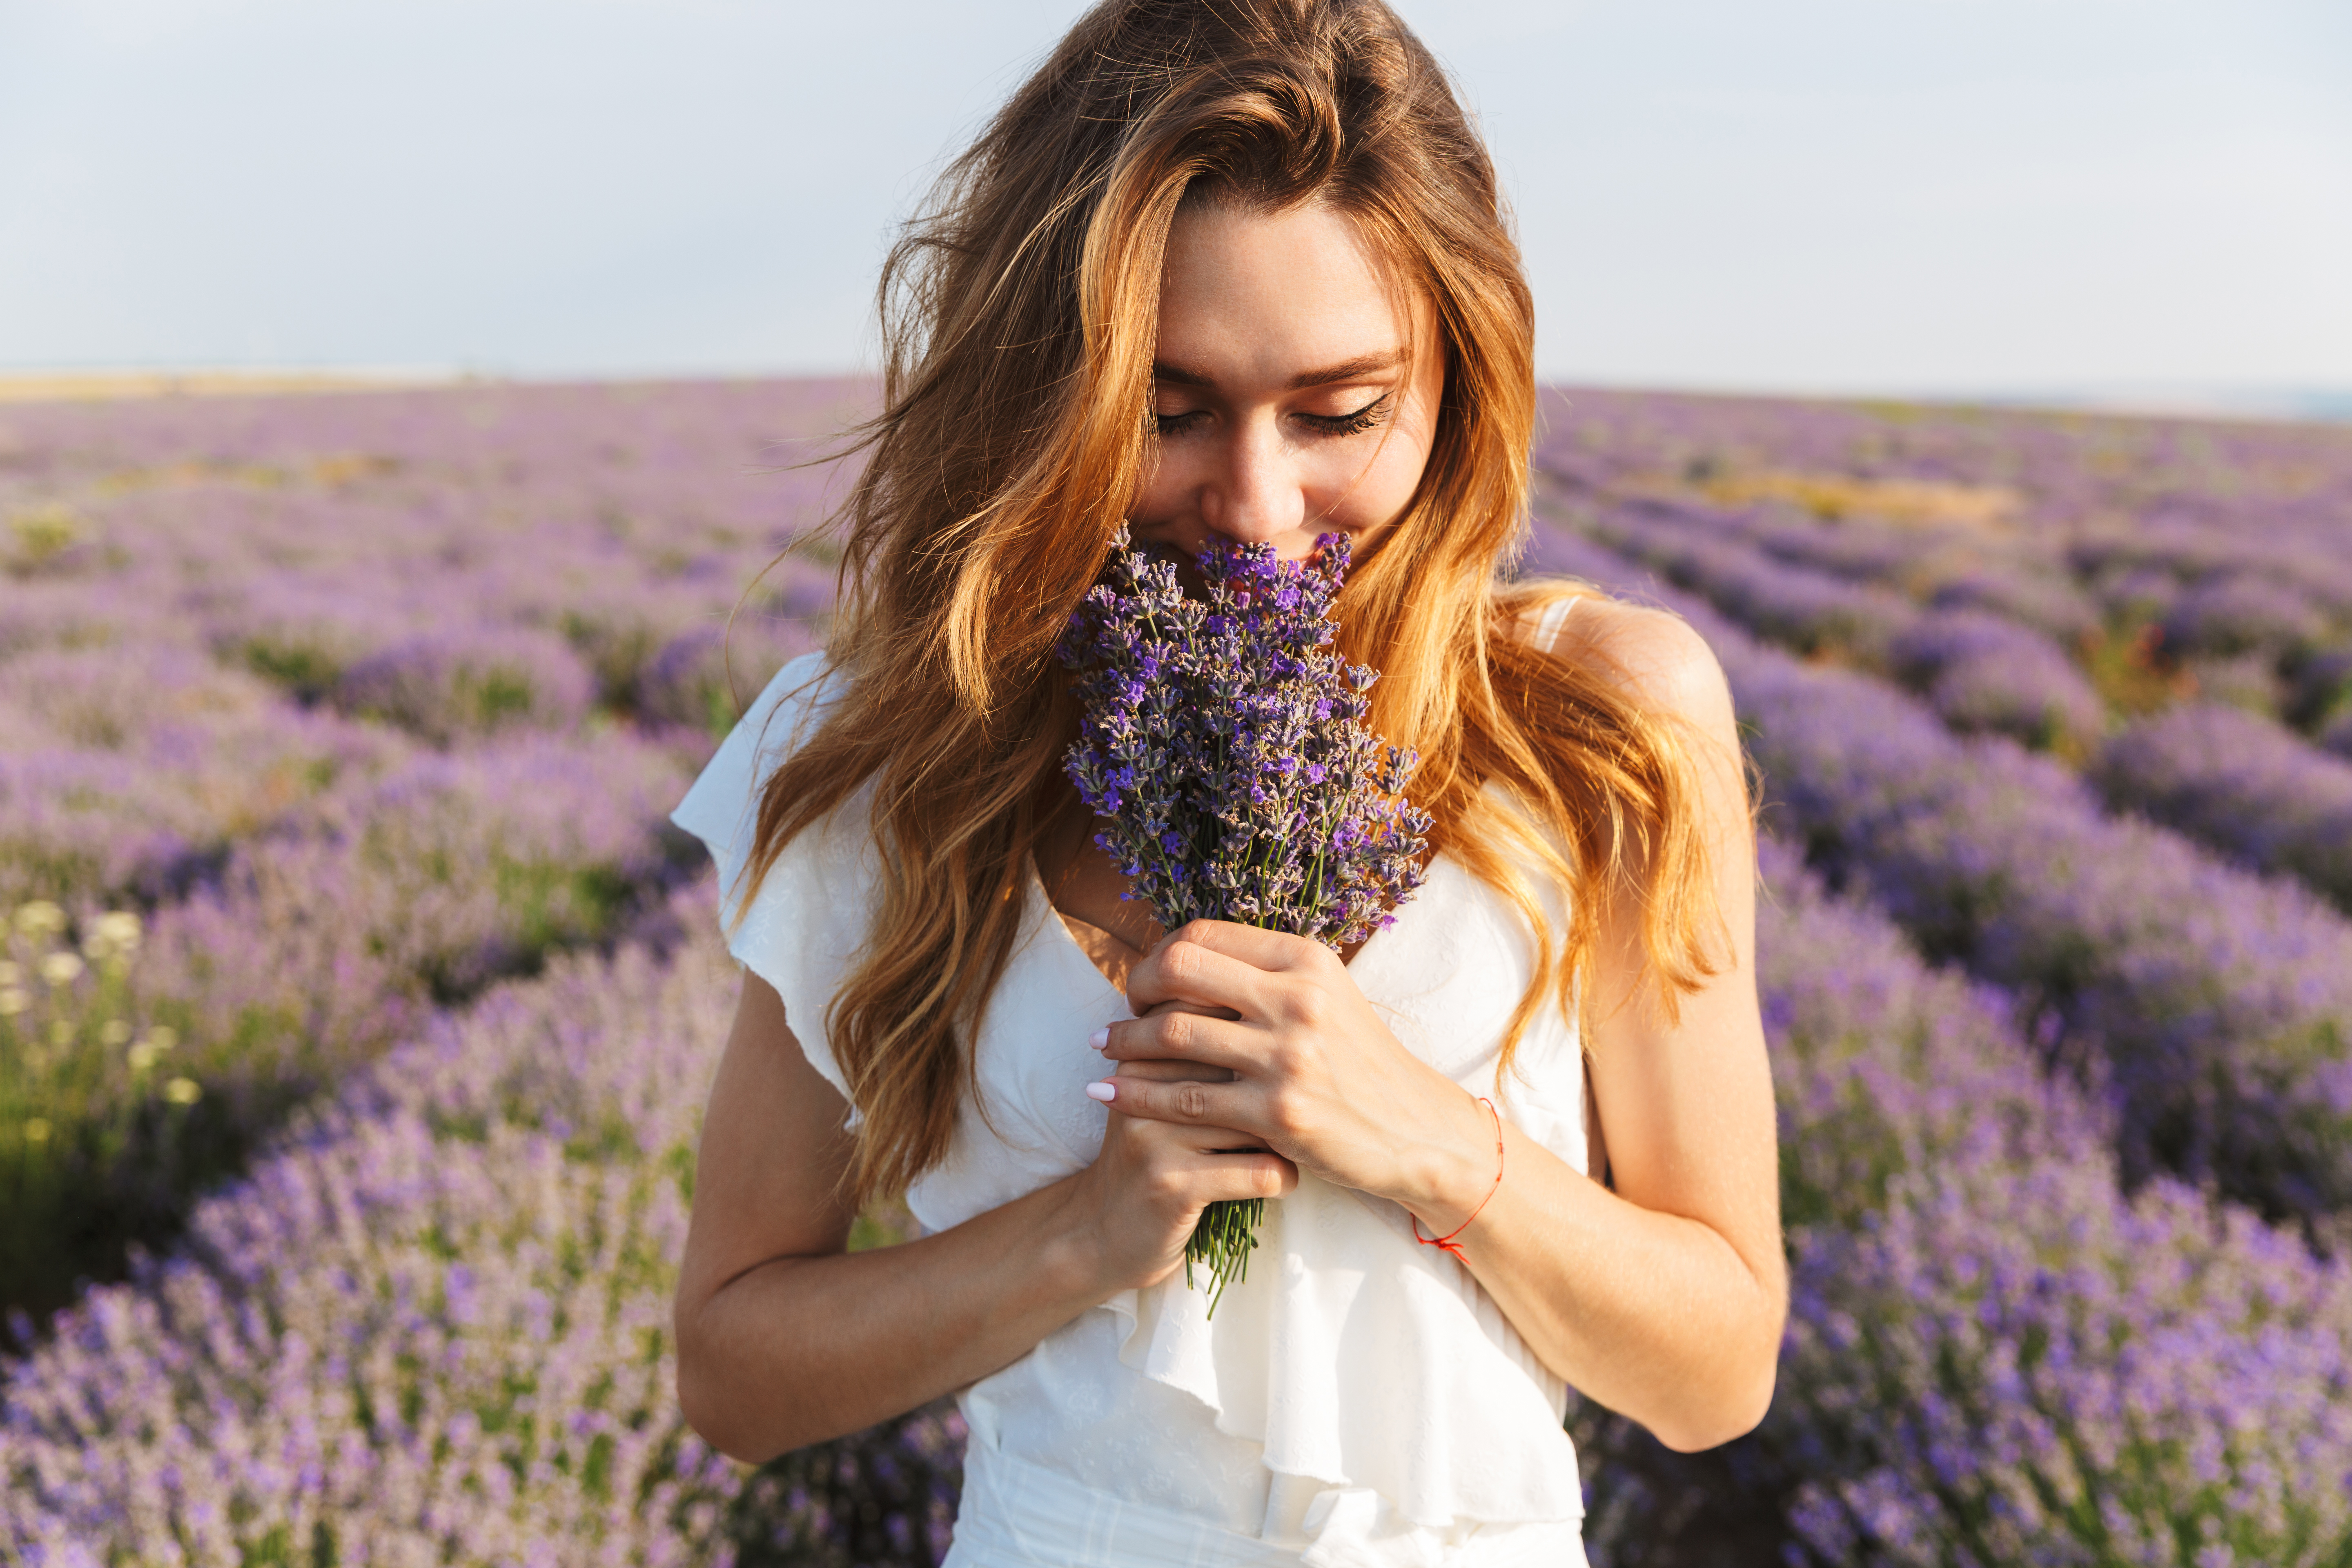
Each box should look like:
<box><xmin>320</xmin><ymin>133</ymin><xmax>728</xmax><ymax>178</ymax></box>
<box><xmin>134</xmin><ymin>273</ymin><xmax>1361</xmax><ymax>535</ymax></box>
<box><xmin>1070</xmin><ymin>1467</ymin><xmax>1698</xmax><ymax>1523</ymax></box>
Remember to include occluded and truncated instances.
<box><xmin>1129</xmin><ymin>198</ymin><xmax>1445</xmax><ymax>565</ymax></box>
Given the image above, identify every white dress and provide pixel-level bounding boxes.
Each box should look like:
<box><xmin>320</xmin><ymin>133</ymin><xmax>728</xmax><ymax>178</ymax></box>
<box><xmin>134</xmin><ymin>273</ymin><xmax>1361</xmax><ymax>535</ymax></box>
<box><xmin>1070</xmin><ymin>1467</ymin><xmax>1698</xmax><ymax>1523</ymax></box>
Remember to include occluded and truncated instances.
<box><xmin>672</xmin><ymin>644</ymin><xmax>1595</xmax><ymax>1568</ymax></box>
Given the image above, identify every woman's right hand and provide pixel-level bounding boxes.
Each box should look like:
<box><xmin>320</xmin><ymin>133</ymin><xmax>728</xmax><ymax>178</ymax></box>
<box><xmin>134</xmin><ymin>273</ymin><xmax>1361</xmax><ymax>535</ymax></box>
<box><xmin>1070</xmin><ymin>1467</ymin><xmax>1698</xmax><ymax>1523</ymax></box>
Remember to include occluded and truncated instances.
<box><xmin>678</xmin><ymin>978</ymin><xmax>1289</xmax><ymax>1465</ymax></box>
<box><xmin>1065</xmin><ymin>1050</ymin><xmax>1298</xmax><ymax>1294</ymax></box>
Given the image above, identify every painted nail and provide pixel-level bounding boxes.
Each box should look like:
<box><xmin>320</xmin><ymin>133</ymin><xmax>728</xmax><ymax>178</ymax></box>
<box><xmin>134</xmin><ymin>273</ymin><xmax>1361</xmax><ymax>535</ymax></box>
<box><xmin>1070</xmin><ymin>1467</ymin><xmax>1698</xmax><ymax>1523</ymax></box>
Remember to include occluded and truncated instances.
<box><xmin>1085</xmin><ymin>1080</ymin><xmax>1117</xmax><ymax>1103</ymax></box>
<box><xmin>1088</xmin><ymin>1027</ymin><xmax>1110</xmax><ymax>1052</ymax></box>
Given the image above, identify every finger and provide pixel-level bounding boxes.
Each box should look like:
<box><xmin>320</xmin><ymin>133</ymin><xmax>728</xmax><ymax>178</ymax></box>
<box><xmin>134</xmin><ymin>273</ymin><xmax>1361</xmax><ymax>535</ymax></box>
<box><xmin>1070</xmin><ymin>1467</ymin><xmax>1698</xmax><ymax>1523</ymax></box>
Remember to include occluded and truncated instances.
<box><xmin>1095</xmin><ymin>1009</ymin><xmax>1258</xmax><ymax>1071</ymax></box>
<box><xmin>1156</xmin><ymin>919</ymin><xmax>1325</xmax><ymax>976</ymax></box>
<box><xmin>1144</xmin><ymin>998</ymin><xmax>1241</xmax><ymax>1022</ymax></box>
<box><xmin>1100</xmin><ymin>1105</ymin><xmax>1270</xmax><ymax>1166</ymax></box>
<box><xmin>1087</xmin><ymin>1072</ymin><xmax>1263</xmax><ymax>1138</ymax></box>
<box><xmin>1112</xmin><ymin>1056</ymin><xmax>1237</xmax><ymax>1085</ymax></box>
<box><xmin>1192</xmin><ymin>1151</ymin><xmax>1298</xmax><ymax>1203</ymax></box>
<box><xmin>1126</xmin><ymin>927</ymin><xmax>1285</xmax><ymax>1018</ymax></box>
<box><xmin>1114</xmin><ymin>1111</ymin><xmax>1268</xmax><ymax>1157</ymax></box>
<box><xmin>1131</xmin><ymin>1121</ymin><xmax>1297</xmax><ymax>1194</ymax></box>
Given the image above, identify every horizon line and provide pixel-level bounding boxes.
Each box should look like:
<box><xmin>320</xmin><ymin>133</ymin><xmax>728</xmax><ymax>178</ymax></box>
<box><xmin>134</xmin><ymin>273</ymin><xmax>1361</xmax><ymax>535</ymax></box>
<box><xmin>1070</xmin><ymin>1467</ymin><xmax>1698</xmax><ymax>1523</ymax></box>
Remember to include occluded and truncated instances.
<box><xmin>2</xmin><ymin>365</ymin><xmax>2345</xmax><ymax>426</ymax></box>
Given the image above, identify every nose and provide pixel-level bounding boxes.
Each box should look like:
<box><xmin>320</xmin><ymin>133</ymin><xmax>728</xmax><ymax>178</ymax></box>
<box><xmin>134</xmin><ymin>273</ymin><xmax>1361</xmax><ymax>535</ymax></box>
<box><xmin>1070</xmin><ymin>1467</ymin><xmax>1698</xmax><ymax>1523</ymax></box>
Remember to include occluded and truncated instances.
<box><xmin>1199</xmin><ymin>414</ymin><xmax>1304</xmax><ymax>548</ymax></box>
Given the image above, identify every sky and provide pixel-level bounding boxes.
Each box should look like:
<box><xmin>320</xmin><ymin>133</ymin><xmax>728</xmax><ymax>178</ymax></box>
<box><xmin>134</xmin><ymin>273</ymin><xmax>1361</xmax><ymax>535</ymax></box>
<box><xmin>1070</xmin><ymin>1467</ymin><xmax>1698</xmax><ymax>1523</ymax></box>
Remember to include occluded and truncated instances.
<box><xmin>2</xmin><ymin>0</ymin><xmax>2348</xmax><ymax>401</ymax></box>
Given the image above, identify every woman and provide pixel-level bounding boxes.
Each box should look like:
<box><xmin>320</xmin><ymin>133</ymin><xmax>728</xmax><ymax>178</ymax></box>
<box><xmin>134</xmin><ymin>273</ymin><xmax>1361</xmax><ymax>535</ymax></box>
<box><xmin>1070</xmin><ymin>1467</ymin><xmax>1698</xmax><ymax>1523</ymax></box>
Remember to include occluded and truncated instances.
<box><xmin>670</xmin><ymin>2</ymin><xmax>1784</xmax><ymax>1563</ymax></box>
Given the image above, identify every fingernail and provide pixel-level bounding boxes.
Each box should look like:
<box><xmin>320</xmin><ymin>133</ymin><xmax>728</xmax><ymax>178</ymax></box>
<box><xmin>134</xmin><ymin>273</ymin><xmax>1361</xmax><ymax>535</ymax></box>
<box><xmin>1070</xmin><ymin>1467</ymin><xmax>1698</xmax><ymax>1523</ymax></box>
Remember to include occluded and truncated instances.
<box><xmin>1085</xmin><ymin>1080</ymin><xmax>1117</xmax><ymax>1103</ymax></box>
<box><xmin>1088</xmin><ymin>1027</ymin><xmax>1110</xmax><ymax>1052</ymax></box>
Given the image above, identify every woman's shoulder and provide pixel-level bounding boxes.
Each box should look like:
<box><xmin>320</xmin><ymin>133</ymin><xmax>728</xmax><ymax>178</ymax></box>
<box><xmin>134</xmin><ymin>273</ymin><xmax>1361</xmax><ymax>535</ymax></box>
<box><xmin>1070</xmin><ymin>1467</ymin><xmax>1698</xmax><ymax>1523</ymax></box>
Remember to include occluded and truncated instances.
<box><xmin>1511</xmin><ymin>587</ymin><xmax>1735</xmax><ymax>735</ymax></box>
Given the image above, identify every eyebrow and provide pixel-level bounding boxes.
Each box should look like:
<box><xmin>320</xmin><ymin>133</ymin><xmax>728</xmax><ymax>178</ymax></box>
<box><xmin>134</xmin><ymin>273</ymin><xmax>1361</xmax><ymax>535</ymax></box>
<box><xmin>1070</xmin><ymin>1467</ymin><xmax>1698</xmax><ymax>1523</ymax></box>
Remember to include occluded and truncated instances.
<box><xmin>1151</xmin><ymin>348</ymin><xmax>1407</xmax><ymax>392</ymax></box>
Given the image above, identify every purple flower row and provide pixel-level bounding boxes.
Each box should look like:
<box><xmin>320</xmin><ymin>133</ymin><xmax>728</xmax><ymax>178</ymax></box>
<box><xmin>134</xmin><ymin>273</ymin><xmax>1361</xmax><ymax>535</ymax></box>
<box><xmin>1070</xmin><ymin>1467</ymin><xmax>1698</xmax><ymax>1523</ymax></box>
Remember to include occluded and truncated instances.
<box><xmin>1578</xmin><ymin>839</ymin><xmax>2352</xmax><ymax>1565</ymax></box>
<box><xmin>1559</xmin><ymin>493</ymin><xmax>1912</xmax><ymax>657</ymax></box>
<box><xmin>1780</xmin><ymin>1156</ymin><xmax>2352</xmax><ymax>1567</ymax></box>
<box><xmin>1534</xmin><ymin>388</ymin><xmax>2352</xmax><ymax>739</ymax></box>
<box><xmin>2071</xmin><ymin>526</ymin><xmax>2352</xmax><ymax>647</ymax></box>
<box><xmin>1735</xmin><ymin>648</ymin><xmax>2352</xmax><ymax>1225</ymax></box>
<box><xmin>2096</xmin><ymin>702</ymin><xmax>2352</xmax><ymax>915</ymax></box>
<box><xmin>0</xmin><ymin>640</ymin><xmax>407</xmax><ymax>909</ymax></box>
<box><xmin>1534</xmin><ymin>388</ymin><xmax>2352</xmax><ymax>565</ymax></box>
<box><xmin>4</xmin><ymin>728</ymin><xmax>698</xmax><ymax>1316</ymax></box>
<box><xmin>2</xmin><ymin>382</ymin><xmax>848</xmax><ymax>762</ymax></box>
<box><xmin>0</xmin><ymin>382</ymin><xmax>914</xmax><ymax>1550</ymax></box>
<box><xmin>1762</xmin><ymin>846</ymin><xmax>2350</xmax><ymax>1566</ymax></box>
<box><xmin>1</xmin><ymin>911</ymin><xmax>960</xmax><ymax>1566</ymax></box>
<box><xmin>1539</xmin><ymin>471</ymin><xmax>2352</xmax><ymax>924</ymax></box>
<box><xmin>1528</xmin><ymin>523</ymin><xmax>2352</xmax><ymax>1229</ymax></box>
<box><xmin>11</xmin><ymin>379</ymin><xmax>2348</xmax><ymax>1558</ymax></box>
<box><xmin>0</xmin><ymin>616</ymin><xmax>820</xmax><ymax>919</ymax></box>
<box><xmin>214</xmin><ymin>561</ymin><xmax>828</xmax><ymax>741</ymax></box>
<box><xmin>1553</xmin><ymin>496</ymin><xmax>2105</xmax><ymax>751</ymax></box>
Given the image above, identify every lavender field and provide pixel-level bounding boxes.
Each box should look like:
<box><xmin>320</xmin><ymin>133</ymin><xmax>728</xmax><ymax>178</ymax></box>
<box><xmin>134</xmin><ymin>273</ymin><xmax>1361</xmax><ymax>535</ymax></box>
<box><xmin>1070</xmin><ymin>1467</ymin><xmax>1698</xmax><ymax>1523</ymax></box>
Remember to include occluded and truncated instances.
<box><xmin>3</xmin><ymin>381</ymin><xmax>2350</xmax><ymax>1566</ymax></box>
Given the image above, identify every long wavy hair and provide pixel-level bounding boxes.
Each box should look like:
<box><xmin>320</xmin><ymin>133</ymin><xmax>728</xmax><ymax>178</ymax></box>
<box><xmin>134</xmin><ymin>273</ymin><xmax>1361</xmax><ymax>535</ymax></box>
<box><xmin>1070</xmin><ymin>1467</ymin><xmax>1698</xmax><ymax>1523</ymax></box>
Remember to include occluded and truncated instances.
<box><xmin>742</xmin><ymin>0</ymin><xmax>1727</xmax><ymax>1209</ymax></box>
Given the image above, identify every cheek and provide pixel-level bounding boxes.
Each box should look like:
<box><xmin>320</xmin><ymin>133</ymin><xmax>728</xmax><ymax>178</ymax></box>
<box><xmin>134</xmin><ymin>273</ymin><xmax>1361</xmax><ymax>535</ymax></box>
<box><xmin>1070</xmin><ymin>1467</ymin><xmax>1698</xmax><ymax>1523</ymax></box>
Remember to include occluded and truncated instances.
<box><xmin>1316</xmin><ymin>422</ymin><xmax>1436</xmax><ymax>529</ymax></box>
<box><xmin>1129</xmin><ymin>443</ymin><xmax>1194</xmax><ymax>523</ymax></box>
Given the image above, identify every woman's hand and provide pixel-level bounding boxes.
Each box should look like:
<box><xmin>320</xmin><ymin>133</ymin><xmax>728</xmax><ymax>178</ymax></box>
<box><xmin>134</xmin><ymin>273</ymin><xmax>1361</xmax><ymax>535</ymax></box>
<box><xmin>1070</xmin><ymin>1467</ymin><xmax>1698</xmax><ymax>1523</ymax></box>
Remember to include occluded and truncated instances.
<box><xmin>1065</xmin><ymin>1048</ymin><xmax>1298</xmax><ymax>1294</ymax></box>
<box><xmin>1091</xmin><ymin>922</ymin><xmax>1499</xmax><ymax>1232</ymax></box>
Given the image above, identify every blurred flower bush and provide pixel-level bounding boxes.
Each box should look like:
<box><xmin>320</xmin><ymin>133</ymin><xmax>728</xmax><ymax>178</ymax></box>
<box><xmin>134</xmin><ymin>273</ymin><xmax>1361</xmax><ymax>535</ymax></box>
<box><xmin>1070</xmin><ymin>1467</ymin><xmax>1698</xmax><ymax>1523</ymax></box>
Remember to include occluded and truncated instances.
<box><xmin>2096</xmin><ymin>702</ymin><xmax>2352</xmax><ymax>912</ymax></box>
<box><xmin>1574</xmin><ymin>838</ymin><xmax>2352</xmax><ymax>1568</ymax></box>
<box><xmin>0</xmin><ymin>915</ymin><xmax>963</xmax><ymax>1567</ymax></box>
<box><xmin>332</xmin><ymin>623</ymin><xmax>598</xmax><ymax>743</ymax></box>
<box><xmin>0</xmin><ymin>382</ymin><xmax>848</xmax><ymax>1316</ymax></box>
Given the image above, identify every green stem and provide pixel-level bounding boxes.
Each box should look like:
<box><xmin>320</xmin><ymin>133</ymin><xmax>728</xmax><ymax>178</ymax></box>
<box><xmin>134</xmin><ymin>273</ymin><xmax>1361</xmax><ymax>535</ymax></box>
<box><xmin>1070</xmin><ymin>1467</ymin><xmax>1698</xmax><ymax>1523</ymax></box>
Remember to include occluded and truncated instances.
<box><xmin>1184</xmin><ymin>1196</ymin><xmax>1264</xmax><ymax>1317</ymax></box>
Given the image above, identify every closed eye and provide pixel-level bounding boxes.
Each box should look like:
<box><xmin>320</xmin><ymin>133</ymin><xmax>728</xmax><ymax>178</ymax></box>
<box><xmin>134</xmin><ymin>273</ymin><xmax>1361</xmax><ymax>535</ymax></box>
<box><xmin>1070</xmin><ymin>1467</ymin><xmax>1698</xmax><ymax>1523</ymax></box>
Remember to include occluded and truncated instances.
<box><xmin>1296</xmin><ymin>394</ymin><xmax>1391</xmax><ymax>437</ymax></box>
<box><xmin>1151</xmin><ymin>392</ymin><xmax>1393</xmax><ymax>439</ymax></box>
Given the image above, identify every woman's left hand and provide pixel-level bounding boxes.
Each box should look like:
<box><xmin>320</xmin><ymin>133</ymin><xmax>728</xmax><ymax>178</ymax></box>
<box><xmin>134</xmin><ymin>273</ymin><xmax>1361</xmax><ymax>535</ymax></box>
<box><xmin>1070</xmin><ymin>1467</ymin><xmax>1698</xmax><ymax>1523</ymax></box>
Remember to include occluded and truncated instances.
<box><xmin>1092</xmin><ymin>919</ymin><xmax>1495</xmax><ymax>1227</ymax></box>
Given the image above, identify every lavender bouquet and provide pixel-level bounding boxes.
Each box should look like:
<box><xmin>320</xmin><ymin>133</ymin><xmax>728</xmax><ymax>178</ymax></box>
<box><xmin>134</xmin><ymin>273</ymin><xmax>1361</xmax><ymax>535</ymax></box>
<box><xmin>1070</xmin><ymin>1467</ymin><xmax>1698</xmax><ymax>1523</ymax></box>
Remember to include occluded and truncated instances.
<box><xmin>1059</xmin><ymin>529</ymin><xmax>1432</xmax><ymax>1311</ymax></box>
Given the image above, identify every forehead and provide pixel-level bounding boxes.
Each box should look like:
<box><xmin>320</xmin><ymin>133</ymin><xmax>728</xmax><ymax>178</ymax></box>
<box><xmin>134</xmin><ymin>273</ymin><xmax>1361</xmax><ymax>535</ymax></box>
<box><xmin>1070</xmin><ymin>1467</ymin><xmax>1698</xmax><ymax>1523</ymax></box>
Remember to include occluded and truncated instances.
<box><xmin>1154</xmin><ymin>198</ymin><xmax>1428</xmax><ymax>380</ymax></box>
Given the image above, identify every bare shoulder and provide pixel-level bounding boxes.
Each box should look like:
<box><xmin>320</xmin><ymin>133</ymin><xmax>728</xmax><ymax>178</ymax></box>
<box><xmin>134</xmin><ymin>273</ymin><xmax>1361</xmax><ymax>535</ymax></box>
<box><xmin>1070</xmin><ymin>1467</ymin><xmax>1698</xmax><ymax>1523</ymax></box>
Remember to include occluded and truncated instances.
<box><xmin>1539</xmin><ymin>594</ymin><xmax>1735</xmax><ymax>738</ymax></box>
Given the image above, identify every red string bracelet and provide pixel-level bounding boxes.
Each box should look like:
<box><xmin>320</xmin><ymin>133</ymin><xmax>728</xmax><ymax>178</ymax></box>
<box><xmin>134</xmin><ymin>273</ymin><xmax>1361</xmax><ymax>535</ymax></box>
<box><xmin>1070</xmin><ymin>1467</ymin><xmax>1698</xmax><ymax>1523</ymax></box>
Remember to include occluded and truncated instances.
<box><xmin>1412</xmin><ymin>1095</ymin><xmax>1503</xmax><ymax>1260</ymax></box>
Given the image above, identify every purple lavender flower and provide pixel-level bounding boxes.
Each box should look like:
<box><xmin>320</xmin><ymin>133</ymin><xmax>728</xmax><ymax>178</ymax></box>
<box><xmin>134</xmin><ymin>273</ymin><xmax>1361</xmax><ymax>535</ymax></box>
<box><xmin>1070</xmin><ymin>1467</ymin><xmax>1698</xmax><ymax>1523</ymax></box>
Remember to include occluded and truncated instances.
<box><xmin>2161</xmin><ymin>571</ymin><xmax>2329</xmax><ymax>660</ymax></box>
<box><xmin>1562</xmin><ymin>497</ymin><xmax>1913</xmax><ymax>662</ymax></box>
<box><xmin>0</xmin><ymin>908</ymin><xmax>965</xmax><ymax>1567</ymax></box>
<box><xmin>1060</xmin><ymin>529</ymin><xmax>1430</xmax><ymax>949</ymax></box>
<box><xmin>1526</xmin><ymin>523</ymin><xmax>2352</xmax><ymax>1232</ymax></box>
<box><xmin>2096</xmin><ymin>702</ymin><xmax>2352</xmax><ymax>911</ymax></box>
<box><xmin>1576</xmin><ymin>837</ymin><xmax>2352</xmax><ymax>1568</ymax></box>
<box><xmin>1780</xmin><ymin>1158</ymin><xmax>2352</xmax><ymax>1568</ymax></box>
<box><xmin>2324</xmin><ymin>708</ymin><xmax>2352</xmax><ymax>762</ymax></box>
<box><xmin>1927</xmin><ymin>565</ymin><xmax>2102</xmax><ymax>643</ymax></box>
<box><xmin>333</xmin><ymin>623</ymin><xmax>597</xmax><ymax>744</ymax></box>
<box><xmin>1546</xmin><ymin>503</ymin><xmax>2101</xmax><ymax>753</ymax></box>
<box><xmin>1888</xmin><ymin>608</ymin><xmax>2105</xmax><ymax>751</ymax></box>
<box><xmin>14</xmin><ymin>379</ymin><xmax>2352</xmax><ymax>1557</ymax></box>
<box><xmin>636</xmin><ymin>616</ymin><xmax>822</xmax><ymax>740</ymax></box>
<box><xmin>1058</xmin><ymin>529</ymin><xmax>1431</xmax><ymax>1309</ymax></box>
<box><xmin>2287</xmin><ymin>645</ymin><xmax>2352</xmax><ymax>735</ymax></box>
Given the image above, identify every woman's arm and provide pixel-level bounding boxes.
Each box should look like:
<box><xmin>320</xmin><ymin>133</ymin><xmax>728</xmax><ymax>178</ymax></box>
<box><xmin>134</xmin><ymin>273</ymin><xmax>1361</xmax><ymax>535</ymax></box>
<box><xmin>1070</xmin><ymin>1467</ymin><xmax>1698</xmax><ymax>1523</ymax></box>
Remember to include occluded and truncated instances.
<box><xmin>1445</xmin><ymin>602</ymin><xmax>1783</xmax><ymax>1447</ymax></box>
<box><xmin>1093</xmin><ymin>603</ymin><xmax>1785</xmax><ymax>1452</ymax></box>
<box><xmin>673</xmin><ymin>971</ymin><xmax>1296</xmax><ymax>1464</ymax></box>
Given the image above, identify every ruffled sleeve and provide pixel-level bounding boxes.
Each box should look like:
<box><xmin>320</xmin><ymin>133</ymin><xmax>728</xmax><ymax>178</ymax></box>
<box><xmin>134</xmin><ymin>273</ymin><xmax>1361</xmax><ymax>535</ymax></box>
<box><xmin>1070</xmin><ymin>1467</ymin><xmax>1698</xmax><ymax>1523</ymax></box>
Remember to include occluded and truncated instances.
<box><xmin>669</xmin><ymin>651</ymin><xmax>872</xmax><ymax>1127</ymax></box>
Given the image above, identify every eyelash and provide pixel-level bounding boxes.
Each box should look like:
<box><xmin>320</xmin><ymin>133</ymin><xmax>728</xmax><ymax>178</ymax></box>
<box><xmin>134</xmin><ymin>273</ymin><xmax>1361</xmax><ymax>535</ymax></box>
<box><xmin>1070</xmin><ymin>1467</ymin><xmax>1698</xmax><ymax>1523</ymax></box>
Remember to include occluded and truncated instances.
<box><xmin>1152</xmin><ymin>394</ymin><xmax>1392</xmax><ymax>439</ymax></box>
<box><xmin>1302</xmin><ymin>394</ymin><xmax>1392</xmax><ymax>436</ymax></box>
